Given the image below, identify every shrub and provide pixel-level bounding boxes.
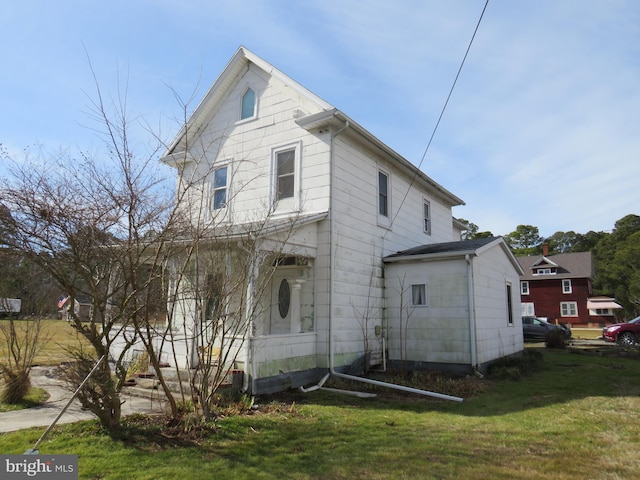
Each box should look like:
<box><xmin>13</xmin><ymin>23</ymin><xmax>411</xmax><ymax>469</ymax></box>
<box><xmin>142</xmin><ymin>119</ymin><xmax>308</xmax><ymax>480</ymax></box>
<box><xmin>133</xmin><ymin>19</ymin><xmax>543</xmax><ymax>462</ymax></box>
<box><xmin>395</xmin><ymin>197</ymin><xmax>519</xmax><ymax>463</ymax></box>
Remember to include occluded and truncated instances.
<box><xmin>545</xmin><ymin>330</ymin><xmax>567</xmax><ymax>349</ymax></box>
<box><xmin>488</xmin><ymin>350</ymin><xmax>542</xmax><ymax>380</ymax></box>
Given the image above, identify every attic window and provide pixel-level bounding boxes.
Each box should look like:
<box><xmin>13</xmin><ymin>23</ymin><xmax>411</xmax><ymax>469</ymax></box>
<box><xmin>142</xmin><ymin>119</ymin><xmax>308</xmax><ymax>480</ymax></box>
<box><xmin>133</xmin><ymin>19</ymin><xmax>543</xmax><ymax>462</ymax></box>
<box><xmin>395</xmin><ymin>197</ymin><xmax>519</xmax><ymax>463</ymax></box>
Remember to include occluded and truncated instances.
<box><xmin>535</xmin><ymin>268</ymin><xmax>553</xmax><ymax>275</ymax></box>
<box><xmin>240</xmin><ymin>87</ymin><xmax>256</xmax><ymax>120</ymax></box>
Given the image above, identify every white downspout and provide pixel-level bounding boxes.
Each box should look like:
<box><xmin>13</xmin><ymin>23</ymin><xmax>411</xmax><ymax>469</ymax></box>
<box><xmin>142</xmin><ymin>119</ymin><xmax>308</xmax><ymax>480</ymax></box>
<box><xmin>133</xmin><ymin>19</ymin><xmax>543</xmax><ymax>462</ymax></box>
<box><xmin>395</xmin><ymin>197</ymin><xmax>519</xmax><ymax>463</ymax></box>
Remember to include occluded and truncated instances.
<box><xmin>466</xmin><ymin>254</ymin><xmax>478</xmax><ymax>372</ymax></box>
<box><xmin>320</xmin><ymin>116</ymin><xmax>462</xmax><ymax>403</ymax></box>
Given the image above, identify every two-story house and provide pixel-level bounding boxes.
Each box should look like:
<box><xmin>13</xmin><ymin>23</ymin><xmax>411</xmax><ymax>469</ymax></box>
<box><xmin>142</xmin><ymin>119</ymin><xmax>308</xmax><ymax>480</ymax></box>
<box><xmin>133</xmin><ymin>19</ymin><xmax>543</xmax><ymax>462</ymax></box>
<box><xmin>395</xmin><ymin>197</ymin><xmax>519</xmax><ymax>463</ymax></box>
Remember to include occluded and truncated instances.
<box><xmin>517</xmin><ymin>247</ymin><xmax>622</xmax><ymax>327</ymax></box>
<box><xmin>160</xmin><ymin>46</ymin><xmax>524</xmax><ymax>394</ymax></box>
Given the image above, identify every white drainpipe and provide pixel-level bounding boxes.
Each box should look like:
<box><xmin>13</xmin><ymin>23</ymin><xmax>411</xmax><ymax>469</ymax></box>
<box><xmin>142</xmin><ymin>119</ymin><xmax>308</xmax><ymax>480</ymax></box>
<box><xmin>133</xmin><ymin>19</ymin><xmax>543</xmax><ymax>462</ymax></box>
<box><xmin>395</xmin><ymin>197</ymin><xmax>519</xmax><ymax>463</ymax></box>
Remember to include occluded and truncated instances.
<box><xmin>466</xmin><ymin>254</ymin><xmax>478</xmax><ymax>372</ymax></box>
<box><xmin>315</xmin><ymin>115</ymin><xmax>463</xmax><ymax>402</ymax></box>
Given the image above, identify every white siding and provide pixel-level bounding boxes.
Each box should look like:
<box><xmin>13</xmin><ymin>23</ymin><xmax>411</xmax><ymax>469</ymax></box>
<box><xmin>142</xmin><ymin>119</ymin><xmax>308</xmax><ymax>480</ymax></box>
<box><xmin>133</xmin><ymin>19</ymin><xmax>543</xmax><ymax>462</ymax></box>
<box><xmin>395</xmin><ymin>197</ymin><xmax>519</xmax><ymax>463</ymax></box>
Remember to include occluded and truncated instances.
<box><xmin>471</xmin><ymin>245</ymin><xmax>523</xmax><ymax>364</ymax></box>
<box><xmin>326</xmin><ymin>134</ymin><xmax>459</xmax><ymax>368</ymax></box>
<box><xmin>385</xmin><ymin>259</ymin><xmax>471</xmax><ymax>364</ymax></box>
<box><xmin>180</xmin><ymin>64</ymin><xmax>331</xmax><ymax>227</ymax></box>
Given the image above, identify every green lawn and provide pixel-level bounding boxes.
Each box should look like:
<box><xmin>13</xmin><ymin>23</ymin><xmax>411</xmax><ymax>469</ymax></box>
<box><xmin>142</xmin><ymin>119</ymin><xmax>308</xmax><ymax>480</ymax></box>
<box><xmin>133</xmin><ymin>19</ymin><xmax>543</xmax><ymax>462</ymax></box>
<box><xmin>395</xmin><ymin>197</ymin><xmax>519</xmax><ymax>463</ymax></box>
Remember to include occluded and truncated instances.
<box><xmin>0</xmin><ymin>318</ymin><xmax>90</xmax><ymax>366</ymax></box>
<box><xmin>1</xmin><ymin>347</ymin><xmax>639</xmax><ymax>479</ymax></box>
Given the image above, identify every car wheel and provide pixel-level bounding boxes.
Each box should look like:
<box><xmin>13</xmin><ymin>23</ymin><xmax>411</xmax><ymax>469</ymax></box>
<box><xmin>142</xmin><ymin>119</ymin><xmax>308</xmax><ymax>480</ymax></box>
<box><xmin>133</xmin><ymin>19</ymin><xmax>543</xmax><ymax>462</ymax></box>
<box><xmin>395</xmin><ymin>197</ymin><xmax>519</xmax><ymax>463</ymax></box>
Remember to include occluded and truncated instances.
<box><xmin>617</xmin><ymin>332</ymin><xmax>638</xmax><ymax>346</ymax></box>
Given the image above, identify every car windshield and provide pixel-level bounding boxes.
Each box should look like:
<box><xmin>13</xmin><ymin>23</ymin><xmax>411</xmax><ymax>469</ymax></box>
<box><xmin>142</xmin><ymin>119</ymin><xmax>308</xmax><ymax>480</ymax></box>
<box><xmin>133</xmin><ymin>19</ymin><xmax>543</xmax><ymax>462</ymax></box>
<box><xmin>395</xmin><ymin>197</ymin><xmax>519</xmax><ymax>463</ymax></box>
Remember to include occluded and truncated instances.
<box><xmin>629</xmin><ymin>316</ymin><xmax>640</xmax><ymax>325</ymax></box>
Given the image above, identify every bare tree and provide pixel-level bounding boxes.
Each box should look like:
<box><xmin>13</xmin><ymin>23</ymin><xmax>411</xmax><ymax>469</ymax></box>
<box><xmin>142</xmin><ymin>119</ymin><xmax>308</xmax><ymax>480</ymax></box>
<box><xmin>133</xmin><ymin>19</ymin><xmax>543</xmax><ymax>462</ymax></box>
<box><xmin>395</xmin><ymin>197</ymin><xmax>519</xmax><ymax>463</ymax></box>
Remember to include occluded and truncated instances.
<box><xmin>0</xmin><ymin>311</ymin><xmax>47</xmax><ymax>404</ymax></box>
<box><xmin>0</xmin><ymin>69</ymin><xmax>305</xmax><ymax>429</ymax></box>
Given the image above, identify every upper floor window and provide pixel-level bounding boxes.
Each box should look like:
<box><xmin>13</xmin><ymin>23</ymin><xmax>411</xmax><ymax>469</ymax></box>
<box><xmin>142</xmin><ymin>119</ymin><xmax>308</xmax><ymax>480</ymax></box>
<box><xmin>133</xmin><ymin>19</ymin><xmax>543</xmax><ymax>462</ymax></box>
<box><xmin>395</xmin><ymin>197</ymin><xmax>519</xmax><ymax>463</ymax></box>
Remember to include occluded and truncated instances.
<box><xmin>240</xmin><ymin>87</ymin><xmax>256</xmax><ymax>120</ymax></box>
<box><xmin>211</xmin><ymin>166</ymin><xmax>228</xmax><ymax>210</ymax></box>
<box><xmin>521</xmin><ymin>281</ymin><xmax>530</xmax><ymax>295</ymax></box>
<box><xmin>423</xmin><ymin>199</ymin><xmax>431</xmax><ymax>235</ymax></box>
<box><xmin>378</xmin><ymin>171</ymin><xmax>389</xmax><ymax>217</ymax></box>
<box><xmin>271</xmin><ymin>142</ymin><xmax>301</xmax><ymax>212</ymax></box>
<box><xmin>562</xmin><ymin>279</ymin><xmax>572</xmax><ymax>294</ymax></box>
<box><xmin>276</xmin><ymin>149</ymin><xmax>295</xmax><ymax>200</ymax></box>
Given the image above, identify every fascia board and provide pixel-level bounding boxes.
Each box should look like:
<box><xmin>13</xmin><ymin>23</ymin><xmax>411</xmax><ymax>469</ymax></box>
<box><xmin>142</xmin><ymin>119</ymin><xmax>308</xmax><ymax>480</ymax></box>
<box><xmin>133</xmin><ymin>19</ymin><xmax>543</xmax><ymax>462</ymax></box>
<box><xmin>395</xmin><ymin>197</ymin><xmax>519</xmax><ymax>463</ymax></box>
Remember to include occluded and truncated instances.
<box><xmin>297</xmin><ymin>110</ymin><xmax>465</xmax><ymax>208</ymax></box>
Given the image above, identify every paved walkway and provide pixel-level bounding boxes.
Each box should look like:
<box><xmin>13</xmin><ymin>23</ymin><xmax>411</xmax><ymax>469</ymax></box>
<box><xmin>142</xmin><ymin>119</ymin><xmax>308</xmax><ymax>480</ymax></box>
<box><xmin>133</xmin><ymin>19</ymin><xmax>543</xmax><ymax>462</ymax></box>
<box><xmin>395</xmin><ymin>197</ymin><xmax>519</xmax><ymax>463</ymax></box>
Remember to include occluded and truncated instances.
<box><xmin>0</xmin><ymin>366</ymin><xmax>167</xmax><ymax>433</ymax></box>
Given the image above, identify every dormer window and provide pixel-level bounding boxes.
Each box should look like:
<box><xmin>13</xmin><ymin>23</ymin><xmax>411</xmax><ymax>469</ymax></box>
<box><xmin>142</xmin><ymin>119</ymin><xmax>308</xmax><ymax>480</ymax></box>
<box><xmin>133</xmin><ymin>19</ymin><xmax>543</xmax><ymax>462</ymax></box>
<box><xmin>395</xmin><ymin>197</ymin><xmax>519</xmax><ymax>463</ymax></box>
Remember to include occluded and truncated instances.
<box><xmin>534</xmin><ymin>268</ymin><xmax>554</xmax><ymax>275</ymax></box>
<box><xmin>240</xmin><ymin>87</ymin><xmax>256</xmax><ymax>120</ymax></box>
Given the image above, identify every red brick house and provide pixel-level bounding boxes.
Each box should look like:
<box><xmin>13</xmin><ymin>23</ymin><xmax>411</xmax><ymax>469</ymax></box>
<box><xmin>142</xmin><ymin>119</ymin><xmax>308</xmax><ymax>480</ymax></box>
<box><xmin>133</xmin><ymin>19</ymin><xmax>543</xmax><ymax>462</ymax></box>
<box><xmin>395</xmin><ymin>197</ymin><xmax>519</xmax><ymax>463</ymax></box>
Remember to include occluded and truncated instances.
<box><xmin>517</xmin><ymin>248</ymin><xmax>598</xmax><ymax>326</ymax></box>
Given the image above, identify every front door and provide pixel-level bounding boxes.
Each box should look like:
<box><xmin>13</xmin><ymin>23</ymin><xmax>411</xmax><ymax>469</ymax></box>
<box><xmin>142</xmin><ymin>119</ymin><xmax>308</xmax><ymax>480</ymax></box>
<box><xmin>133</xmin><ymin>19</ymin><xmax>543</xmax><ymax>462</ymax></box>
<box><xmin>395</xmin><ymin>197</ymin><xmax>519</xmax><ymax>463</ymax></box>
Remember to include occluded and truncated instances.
<box><xmin>270</xmin><ymin>270</ymin><xmax>293</xmax><ymax>334</ymax></box>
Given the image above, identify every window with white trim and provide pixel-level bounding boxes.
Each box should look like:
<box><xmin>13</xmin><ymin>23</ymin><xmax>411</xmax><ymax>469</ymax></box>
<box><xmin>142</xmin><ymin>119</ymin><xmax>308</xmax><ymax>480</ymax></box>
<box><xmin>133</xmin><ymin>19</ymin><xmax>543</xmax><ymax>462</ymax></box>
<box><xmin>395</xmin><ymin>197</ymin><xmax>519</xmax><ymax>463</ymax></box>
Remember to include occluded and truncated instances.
<box><xmin>411</xmin><ymin>284</ymin><xmax>427</xmax><ymax>306</ymax></box>
<box><xmin>240</xmin><ymin>87</ymin><xmax>256</xmax><ymax>120</ymax></box>
<box><xmin>211</xmin><ymin>166</ymin><xmax>228</xmax><ymax>210</ymax></box>
<box><xmin>276</xmin><ymin>149</ymin><xmax>295</xmax><ymax>200</ymax></box>
<box><xmin>521</xmin><ymin>281</ymin><xmax>529</xmax><ymax>295</ymax></box>
<box><xmin>562</xmin><ymin>279</ymin><xmax>572</xmax><ymax>294</ymax></box>
<box><xmin>423</xmin><ymin>199</ymin><xmax>431</xmax><ymax>235</ymax></box>
<box><xmin>521</xmin><ymin>302</ymin><xmax>535</xmax><ymax>316</ymax></box>
<box><xmin>271</xmin><ymin>143</ymin><xmax>301</xmax><ymax>211</ymax></box>
<box><xmin>560</xmin><ymin>301</ymin><xmax>578</xmax><ymax>317</ymax></box>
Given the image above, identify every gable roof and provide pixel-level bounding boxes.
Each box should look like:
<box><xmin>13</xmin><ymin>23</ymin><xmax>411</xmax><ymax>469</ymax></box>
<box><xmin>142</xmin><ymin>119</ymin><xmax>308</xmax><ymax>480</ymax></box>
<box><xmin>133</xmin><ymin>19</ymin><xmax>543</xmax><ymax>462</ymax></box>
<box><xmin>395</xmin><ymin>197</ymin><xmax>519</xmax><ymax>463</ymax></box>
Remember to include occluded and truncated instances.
<box><xmin>384</xmin><ymin>236</ymin><xmax>524</xmax><ymax>274</ymax></box>
<box><xmin>516</xmin><ymin>251</ymin><xmax>594</xmax><ymax>280</ymax></box>
<box><xmin>160</xmin><ymin>46</ymin><xmax>464</xmax><ymax>208</ymax></box>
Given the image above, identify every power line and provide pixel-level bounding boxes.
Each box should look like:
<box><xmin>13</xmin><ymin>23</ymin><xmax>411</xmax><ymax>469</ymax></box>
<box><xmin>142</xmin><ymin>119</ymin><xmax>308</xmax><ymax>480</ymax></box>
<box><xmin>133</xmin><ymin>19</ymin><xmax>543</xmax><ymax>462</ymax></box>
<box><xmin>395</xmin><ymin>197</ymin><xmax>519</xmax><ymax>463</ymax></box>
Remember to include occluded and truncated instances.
<box><xmin>388</xmin><ymin>0</ymin><xmax>490</xmax><ymax>231</ymax></box>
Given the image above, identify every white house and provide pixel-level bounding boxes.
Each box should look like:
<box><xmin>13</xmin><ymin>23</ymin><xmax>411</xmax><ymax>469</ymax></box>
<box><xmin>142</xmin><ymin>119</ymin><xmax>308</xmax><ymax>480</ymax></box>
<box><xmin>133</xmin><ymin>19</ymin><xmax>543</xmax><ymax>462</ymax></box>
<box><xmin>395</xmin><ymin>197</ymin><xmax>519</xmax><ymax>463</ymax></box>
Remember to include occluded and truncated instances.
<box><xmin>159</xmin><ymin>46</ymin><xmax>523</xmax><ymax>394</ymax></box>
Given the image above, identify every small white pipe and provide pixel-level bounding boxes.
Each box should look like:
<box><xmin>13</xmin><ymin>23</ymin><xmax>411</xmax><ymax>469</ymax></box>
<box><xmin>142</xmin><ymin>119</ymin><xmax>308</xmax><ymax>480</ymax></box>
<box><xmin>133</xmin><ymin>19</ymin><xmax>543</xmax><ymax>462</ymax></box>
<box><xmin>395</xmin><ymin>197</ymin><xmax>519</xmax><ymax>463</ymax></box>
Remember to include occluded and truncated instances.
<box><xmin>330</xmin><ymin>370</ymin><xmax>463</xmax><ymax>402</ymax></box>
<box><xmin>319</xmin><ymin>387</ymin><xmax>377</xmax><ymax>398</ymax></box>
<box><xmin>299</xmin><ymin>372</ymin><xmax>330</xmax><ymax>393</ymax></box>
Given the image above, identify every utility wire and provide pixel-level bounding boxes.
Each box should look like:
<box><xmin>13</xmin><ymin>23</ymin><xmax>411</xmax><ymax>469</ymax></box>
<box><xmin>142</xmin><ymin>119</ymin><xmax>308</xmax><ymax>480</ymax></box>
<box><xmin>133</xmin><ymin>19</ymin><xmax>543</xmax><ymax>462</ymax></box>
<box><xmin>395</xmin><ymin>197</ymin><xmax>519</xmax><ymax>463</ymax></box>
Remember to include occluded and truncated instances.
<box><xmin>387</xmin><ymin>0</ymin><xmax>490</xmax><ymax>231</ymax></box>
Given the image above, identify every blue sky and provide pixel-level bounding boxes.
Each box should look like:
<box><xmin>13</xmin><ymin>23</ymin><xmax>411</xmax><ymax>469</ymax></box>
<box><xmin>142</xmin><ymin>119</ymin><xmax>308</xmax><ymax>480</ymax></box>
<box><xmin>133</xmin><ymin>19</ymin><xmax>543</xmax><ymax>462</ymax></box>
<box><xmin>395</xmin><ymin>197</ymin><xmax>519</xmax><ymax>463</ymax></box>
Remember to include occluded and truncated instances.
<box><xmin>1</xmin><ymin>0</ymin><xmax>638</xmax><ymax>237</ymax></box>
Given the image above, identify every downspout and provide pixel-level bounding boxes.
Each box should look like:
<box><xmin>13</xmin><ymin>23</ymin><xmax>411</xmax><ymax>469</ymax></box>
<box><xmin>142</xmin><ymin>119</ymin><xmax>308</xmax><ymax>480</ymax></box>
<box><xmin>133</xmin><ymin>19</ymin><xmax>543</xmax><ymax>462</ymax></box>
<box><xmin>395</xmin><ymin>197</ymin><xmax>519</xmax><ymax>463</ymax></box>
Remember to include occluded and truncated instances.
<box><xmin>320</xmin><ymin>115</ymin><xmax>462</xmax><ymax>402</ymax></box>
<box><xmin>465</xmin><ymin>254</ymin><xmax>479</xmax><ymax>373</ymax></box>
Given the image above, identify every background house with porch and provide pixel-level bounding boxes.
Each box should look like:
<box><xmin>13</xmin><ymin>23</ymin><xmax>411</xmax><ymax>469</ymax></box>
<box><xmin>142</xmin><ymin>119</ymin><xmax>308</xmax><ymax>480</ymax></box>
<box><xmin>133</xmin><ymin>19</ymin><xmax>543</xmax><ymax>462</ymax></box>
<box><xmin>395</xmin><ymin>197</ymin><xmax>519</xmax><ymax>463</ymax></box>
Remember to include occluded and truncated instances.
<box><xmin>159</xmin><ymin>46</ymin><xmax>524</xmax><ymax>394</ymax></box>
<box><xmin>516</xmin><ymin>248</ymin><xmax>620</xmax><ymax>326</ymax></box>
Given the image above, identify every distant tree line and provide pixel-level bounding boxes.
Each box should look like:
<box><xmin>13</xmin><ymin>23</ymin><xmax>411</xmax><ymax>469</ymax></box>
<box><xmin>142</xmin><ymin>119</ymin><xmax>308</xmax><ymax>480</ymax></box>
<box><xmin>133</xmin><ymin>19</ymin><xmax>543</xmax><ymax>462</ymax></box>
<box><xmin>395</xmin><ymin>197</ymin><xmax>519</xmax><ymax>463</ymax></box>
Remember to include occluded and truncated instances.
<box><xmin>460</xmin><ymin>214</ymin><xmax>640</xmax><ymax>318</ymax></box>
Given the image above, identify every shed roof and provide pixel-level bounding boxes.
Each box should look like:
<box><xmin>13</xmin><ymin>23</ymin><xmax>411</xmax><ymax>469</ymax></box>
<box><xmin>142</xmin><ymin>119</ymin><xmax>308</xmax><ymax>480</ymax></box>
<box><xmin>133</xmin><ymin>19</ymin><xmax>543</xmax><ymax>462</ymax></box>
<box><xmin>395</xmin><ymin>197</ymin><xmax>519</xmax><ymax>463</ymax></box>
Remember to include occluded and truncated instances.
<box><xmin>384</xmin><ymin>236</ymin><xmax>524</xmax><ymax>274</ymax></box>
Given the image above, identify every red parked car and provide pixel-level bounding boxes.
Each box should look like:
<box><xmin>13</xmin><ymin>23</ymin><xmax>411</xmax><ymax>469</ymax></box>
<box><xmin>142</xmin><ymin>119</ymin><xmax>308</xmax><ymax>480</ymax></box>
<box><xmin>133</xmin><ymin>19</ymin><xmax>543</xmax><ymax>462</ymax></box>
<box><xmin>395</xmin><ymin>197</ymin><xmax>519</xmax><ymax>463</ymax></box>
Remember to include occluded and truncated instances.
<box><xmin>602</xmin><ymin>316</ymin><xmax>640</xmax><ymax>346</ymax></box>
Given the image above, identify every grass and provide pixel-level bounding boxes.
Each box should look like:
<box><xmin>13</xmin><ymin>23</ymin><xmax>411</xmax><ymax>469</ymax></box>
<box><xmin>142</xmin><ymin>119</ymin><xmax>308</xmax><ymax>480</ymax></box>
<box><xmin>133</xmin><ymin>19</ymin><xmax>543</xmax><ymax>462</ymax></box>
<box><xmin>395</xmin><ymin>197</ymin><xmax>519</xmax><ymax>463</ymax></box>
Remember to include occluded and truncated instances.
<box><xmin>0</xmin><ymin>387</ymin><xmax>48</xmax><ymax>412</ymax></box>
<box><xmin>1</xmin><ymin>347</ymin><xmax>639</xmax><ymax>479</ymax></box>
<box><xmin>0</xmin><ymin>318</ymin><xmax>90</xmax><ymax>366</ymax></box>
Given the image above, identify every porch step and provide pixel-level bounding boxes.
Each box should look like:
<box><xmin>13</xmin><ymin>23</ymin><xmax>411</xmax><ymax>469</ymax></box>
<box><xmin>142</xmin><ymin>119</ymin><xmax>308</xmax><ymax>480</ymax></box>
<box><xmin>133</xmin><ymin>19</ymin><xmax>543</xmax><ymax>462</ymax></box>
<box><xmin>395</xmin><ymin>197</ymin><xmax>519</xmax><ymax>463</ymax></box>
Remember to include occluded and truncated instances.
<box><xmin>122</xmin><ymin>367</ymin><xmax>244</xmax><ymax>400</ymax></box>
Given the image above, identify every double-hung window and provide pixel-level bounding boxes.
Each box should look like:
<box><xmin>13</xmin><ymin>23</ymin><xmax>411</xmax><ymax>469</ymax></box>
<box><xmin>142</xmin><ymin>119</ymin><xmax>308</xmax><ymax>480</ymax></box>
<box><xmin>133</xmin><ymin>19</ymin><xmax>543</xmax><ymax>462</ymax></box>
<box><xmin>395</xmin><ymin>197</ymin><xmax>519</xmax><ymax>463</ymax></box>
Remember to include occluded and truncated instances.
<box><xmin>276</xmin><ymin>149</ymin><xmax>295</xmax><ymax>200</ymax></box>
<box><xmin>272</xmin><ymin>143</ymin><xmax>301</xmax><ymax>212</ymax></box>
<box><xmin>562</xmin><ymin>279</ymin><xmax>572</xmax><ymax>294</ymax></box>
<box><xmin>521</xmin><ymin>281</ymin><xmax>530</xmax><ymax>295</ymax></box>
<box><xmin>211</xmin><ymin>166</ymin><xmax>228</xmax><ymax>211</ymax></box>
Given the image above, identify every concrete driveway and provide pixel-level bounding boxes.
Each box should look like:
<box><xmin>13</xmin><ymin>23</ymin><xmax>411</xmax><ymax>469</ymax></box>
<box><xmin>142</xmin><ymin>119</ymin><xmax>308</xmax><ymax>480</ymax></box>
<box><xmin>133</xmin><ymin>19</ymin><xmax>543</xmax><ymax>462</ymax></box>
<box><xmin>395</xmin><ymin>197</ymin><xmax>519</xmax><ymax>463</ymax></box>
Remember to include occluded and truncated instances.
<box><xmin>0</xmin><ymin>366</ymin><xmax>167</xmax><ymax>433</ymax></box>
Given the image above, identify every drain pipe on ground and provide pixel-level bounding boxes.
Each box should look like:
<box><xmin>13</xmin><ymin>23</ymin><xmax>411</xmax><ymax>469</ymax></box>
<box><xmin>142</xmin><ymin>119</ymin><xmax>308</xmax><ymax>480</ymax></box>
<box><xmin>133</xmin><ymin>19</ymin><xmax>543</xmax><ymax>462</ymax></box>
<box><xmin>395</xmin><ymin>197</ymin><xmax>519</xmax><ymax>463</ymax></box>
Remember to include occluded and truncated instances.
<box><xmin>301</xmin><ymin>114</ymin><xmax>462</xmax><ymax>403</ymax></box>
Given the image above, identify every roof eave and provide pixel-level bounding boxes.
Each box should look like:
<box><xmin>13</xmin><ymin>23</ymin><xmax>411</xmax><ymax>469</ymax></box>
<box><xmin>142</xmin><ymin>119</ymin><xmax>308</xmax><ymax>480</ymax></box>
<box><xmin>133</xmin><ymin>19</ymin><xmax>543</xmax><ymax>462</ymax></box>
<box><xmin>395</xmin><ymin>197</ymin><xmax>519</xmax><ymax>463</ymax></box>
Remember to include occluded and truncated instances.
<box><xmin>297</xmin><ymin>110</ymin><xmax>465</xmax><ymax>207</ymax></box>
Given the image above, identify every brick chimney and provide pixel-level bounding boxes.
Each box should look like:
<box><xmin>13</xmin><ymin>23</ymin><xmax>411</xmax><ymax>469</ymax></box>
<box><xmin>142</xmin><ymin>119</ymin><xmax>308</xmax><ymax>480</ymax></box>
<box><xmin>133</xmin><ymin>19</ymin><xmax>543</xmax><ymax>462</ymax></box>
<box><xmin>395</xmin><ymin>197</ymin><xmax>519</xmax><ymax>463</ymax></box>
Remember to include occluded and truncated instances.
<box><xmin>542</xmin><ymin>243</ymin><xmax>549</xmax><ymax>256</ymax></box>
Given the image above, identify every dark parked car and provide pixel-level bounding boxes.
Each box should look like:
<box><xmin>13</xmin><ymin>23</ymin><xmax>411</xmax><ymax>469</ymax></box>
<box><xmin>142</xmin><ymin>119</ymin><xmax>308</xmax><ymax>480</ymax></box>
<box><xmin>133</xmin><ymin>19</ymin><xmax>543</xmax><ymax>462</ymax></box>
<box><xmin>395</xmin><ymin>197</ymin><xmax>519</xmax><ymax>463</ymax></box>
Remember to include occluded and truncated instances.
<box><xmin>522</xmin><ymin>316</ymin><xmax>572</xmax><ymax>342</ymax></box>
<box><xmin>602</xmin><ymin>316</ymin><xmax>640</xmax><ymax>346</ymax></box>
